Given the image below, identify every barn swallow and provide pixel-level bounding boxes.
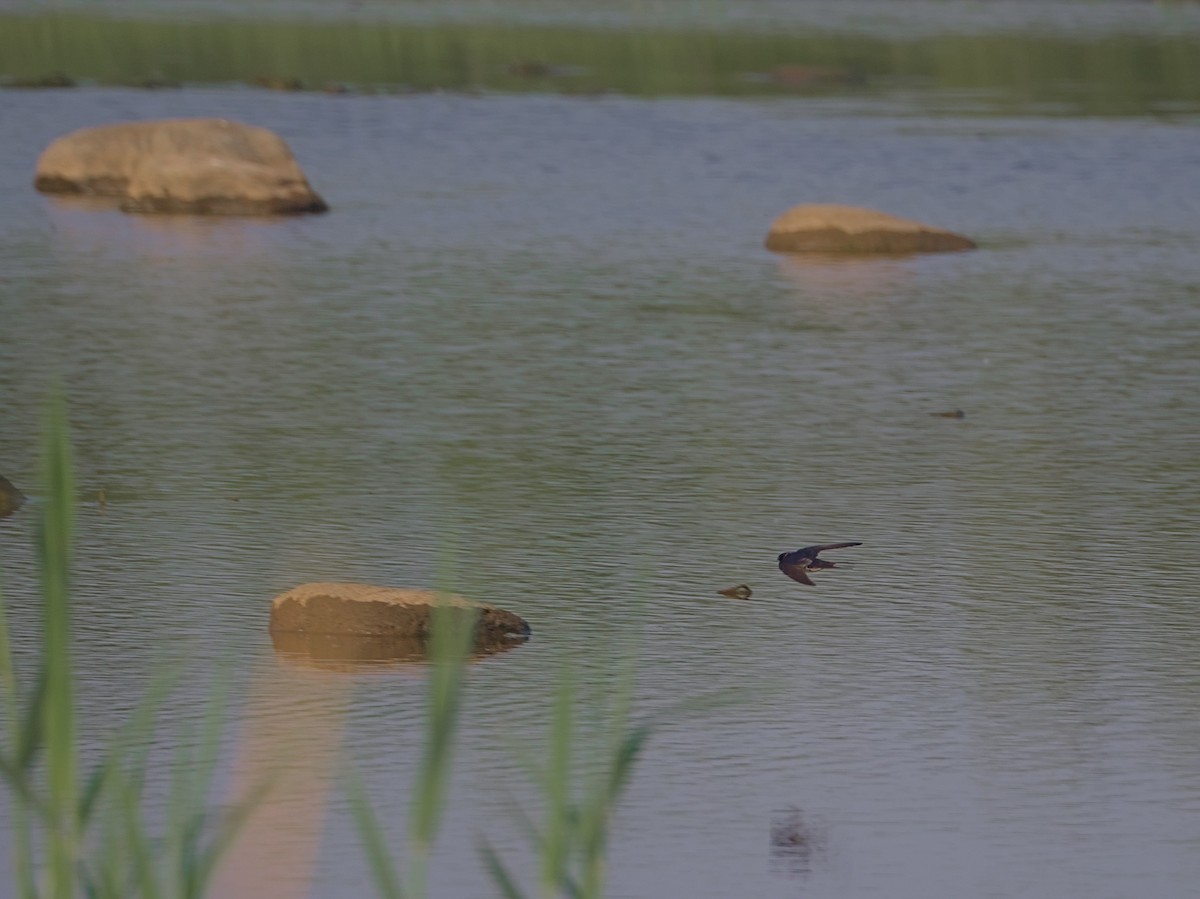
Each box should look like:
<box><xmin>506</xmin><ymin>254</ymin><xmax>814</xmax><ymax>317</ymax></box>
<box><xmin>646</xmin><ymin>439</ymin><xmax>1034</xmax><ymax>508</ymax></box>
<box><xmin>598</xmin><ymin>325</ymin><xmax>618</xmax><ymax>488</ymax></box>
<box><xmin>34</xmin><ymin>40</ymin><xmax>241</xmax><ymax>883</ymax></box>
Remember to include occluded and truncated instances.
<box><xmin>717</xmin><ymin>584</ymin><xmax>753</xmax><ymax>600</ymax></box>
<box><xmin>929</xmin><ymin>409</ymin><xmax>965</xmax><ymax>419</ymax></box>
<box><xmin>777</xmin><ymin>542</ymin><xmax>862</xmax><ymax>586</ymax></box>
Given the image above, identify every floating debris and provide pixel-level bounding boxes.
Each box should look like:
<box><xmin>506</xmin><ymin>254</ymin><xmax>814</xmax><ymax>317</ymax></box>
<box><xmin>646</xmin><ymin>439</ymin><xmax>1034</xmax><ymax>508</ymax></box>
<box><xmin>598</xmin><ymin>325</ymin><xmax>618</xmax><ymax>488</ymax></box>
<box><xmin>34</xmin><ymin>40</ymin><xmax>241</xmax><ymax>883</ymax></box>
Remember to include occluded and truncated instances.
<box><xmin>0</xmin><ymin>474</ymin><xmax>26</xmax><ymax>518</ymax></box>
<box><xmin>717</xmin><ymin>584</ymin><xmax>753</xmax><ymax>600</ymax></box>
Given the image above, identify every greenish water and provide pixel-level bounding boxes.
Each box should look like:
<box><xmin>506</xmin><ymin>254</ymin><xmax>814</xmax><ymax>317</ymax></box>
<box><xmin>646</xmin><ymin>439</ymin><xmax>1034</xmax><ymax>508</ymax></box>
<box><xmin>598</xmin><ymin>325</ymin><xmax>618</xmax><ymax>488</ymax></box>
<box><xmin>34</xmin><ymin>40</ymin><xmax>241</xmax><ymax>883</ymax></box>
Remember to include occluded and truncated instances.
<box><xmin>2</xmin><ymin>10</ymin><xmax>1200</xmax><ymax>114</ymax></box>
<box><xmin>2</xmin><ymin>3</ymin><xmax>1200</xmax><ymax>897</ymax></box>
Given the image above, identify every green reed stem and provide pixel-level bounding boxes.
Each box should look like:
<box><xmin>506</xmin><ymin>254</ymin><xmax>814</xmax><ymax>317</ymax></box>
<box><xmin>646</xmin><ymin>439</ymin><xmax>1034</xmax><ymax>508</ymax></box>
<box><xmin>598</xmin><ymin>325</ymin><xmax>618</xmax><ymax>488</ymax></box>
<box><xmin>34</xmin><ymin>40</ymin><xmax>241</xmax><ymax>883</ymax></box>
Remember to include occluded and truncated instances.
<box><xmin>0</xmin><ymin>584</ymin><xmax>37</xmax><ymax>899</ymax></box>
<box><xmin>408</xmin><ymin>600</ymin><xmax>476</xmax><ymax>897</ymax></box>
<box><xmin>576</xmin><ymin>654</ymin><xmax>640</xmax><ymax>899</ymax></box>
<box><xmin>477</xmin><ymin>642</ymin><xmax>656</xmax><ymax>899</ymax></box>
<box><xmin>39</xmin><ymin>392</ymin><xmax>77</xmax><ymax>899</ymax></box>
<box><xmin>539</xmin><ymin>668</ymin><xmax>573</xmax><ymax>899</ymax></box>
<box><xmin>347</xmin><ymin>770</ymin><xmax>406</xmax><ymax>899</ymax></box>
<box><xmin>0</xmin><ymin>396</ymin><xmax>261</xmax><ymax>899</ymax></box>
<box><xmin>350</xmin><ymin>597</ymin><xmax>477</xmax><ymax>899</ymax></box>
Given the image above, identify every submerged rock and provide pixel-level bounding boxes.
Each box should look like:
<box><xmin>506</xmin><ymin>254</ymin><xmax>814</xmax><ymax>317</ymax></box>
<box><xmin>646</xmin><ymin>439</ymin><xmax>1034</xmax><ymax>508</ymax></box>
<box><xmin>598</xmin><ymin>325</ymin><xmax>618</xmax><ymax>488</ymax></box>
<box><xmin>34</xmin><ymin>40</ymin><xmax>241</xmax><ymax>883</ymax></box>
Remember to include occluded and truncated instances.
<box><xmin>118</xmin><ymin>78</ymin><xmax>182</xmax><ymax>90</ymax></box>
<box><xmin>0</xmin><ymin>475</ymin><xmax>25</xmax><ymax>518</ymax></box>
<box><xmin>251</xmin><ymin>75</ymin><xmax>305</xmax><ymax>92</ymax></box>
<box><xmin>765</xmin><ymin>204</ymin><xmax>976</xmax><ymax>255</ymax></box>
<box><xmin>268</xmin><ymin>582</ymin><xmax>531</xmax><ymax>648</ymax></box>
<box><xmin>34</xmin><ymin>118</ymin><xmax>327</xmax><ymax>216</ymax></box>
<box><xmin>4</xmin><ymin>73</ymin><xmax>76</xmax><ymax>89</ymax></box>
<box><xmin>508</xmin><ymin>60</ymin><xmax>552</xmax><ymax>78</ymax></box>
<box><xmin>769</xmin><ymin>65</ymin><xmax>863</xmax><ymax>89</ymax></box>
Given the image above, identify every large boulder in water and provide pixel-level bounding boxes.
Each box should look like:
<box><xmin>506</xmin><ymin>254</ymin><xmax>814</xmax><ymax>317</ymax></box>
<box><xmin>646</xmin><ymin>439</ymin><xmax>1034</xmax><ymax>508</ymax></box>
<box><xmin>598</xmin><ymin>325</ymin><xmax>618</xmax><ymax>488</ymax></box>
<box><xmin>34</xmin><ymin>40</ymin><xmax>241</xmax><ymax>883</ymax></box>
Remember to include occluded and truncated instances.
<box><xmin>0</xmin><ymin>475</ymin><xmax>25</xmax><ymax>518</ymax></box>
<box><xmin>34</xmin><ymin>118</ymin><xmax>327</xmax><ymax>215</ymax></box>
<box><xmin>765</xmin><ymin>204</ymin><xmax>975</xmax><ymax>255</ymax></box>
<box><xmin>268</xmin><ymin>582</ymin><xmax>531</xmax><ymax>649</ymax></box>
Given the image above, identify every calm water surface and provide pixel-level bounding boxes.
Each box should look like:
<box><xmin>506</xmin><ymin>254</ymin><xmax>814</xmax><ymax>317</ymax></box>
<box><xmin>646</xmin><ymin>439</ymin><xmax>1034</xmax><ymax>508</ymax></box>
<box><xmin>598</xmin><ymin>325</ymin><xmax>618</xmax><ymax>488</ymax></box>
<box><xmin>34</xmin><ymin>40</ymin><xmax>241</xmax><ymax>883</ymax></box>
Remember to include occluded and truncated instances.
<box><xmin>1</xmin><ymin>80</ymin><xmax>1199</xmax><ymax>898</ymax></box>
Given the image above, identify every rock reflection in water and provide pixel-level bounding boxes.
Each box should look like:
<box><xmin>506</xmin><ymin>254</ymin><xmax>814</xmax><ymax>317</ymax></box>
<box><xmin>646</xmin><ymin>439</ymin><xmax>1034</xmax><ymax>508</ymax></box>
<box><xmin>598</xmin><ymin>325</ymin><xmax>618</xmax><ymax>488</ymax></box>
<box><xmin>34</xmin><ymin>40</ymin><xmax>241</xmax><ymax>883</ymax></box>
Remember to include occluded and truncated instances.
<box><xmin>215</xmin><ymin>629</ymin><xmax>526</xmax><ymax>897</ymax></box>
<box><xmin>213</xmin><ymin>663</ymin><xmax>350</xmax><ymax>899</ymax></box>
<box><xmin>775</xmin><ymin>253</ymin><xmax>917</xmax><ymax>305</ymax></box>
<box><xmin>769</xmin><ymin>806</ymin><xmax>828</xmax><ymax>878</ymax></box>
<box><xmin>270</xmin><ymin>629</ymin><xmax>528</xmax><ymax>672</ymax></box>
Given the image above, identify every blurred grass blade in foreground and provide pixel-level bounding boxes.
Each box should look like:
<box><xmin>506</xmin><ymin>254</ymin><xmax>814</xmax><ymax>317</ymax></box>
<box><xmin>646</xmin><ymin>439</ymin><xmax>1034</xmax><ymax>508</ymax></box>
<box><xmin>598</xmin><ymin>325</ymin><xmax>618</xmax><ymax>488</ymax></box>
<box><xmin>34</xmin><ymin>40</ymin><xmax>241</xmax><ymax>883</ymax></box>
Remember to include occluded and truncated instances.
<box><xmin>0</xmin><ymin>395</ymin><xmax>261</xmax><ymax>898</ymax></box>
<box><xmin>351</xmin><ymin>597</ymin><xmax>477</xmax><ymax>899</ymax></box>
<box><xmin>478</xmin><ymin>650</ymin><xmax>653</xmax><ymax>899</ymax></box>
<box><xmin>39</xmin><ymin>393</ymin><xmax>78</xmax><ymax>899</ymax></box>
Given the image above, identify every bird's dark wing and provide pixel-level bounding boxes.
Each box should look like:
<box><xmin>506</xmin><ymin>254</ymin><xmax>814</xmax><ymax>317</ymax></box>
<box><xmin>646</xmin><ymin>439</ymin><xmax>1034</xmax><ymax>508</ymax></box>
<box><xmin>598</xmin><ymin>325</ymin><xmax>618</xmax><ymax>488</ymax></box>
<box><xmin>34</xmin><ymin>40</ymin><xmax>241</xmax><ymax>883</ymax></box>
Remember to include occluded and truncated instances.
<box><xmin>778</xmin><ymin>561</ymin><xmax>815</xmax><ymax>586</ymax></box>
<box><xmin>798</xmin><ymin>542</ymin><xmax>863</xmax><ymax>556</ymax></box>
<box><xmin>778</xmin><ymin>547</ymin><xmax>810</xmax><ymax>566</ymax></box>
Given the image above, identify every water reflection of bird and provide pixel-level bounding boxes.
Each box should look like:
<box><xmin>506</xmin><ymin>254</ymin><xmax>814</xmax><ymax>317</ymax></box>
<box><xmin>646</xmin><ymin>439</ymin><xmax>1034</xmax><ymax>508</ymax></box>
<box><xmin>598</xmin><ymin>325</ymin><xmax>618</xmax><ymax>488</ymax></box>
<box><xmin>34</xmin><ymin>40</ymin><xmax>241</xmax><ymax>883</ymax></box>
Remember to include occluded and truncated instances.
<box><xmin>770</xmin><ymin>805</ymin><xmax>827</xmax><ymax>877</ymax></box>
<box><xmin>717</xmin><ymin>584</ymin><xmax>753</xmax><ymax>600</ymax></box>
<box><xmin>777</xmin><ymin>542</ymin><xmax>862</xmax><ymax>586</ymax></box>
<box><xmin>771</xmin><ymin>806</ymin><xmax>815</xmax><ymax>849</ymax></box>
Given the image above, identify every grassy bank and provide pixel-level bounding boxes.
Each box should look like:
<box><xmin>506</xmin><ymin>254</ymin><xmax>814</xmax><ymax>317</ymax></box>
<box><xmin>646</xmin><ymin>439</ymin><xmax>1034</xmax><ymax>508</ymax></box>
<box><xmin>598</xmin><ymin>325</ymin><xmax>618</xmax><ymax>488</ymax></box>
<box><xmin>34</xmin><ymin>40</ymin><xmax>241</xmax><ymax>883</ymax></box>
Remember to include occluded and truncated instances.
<box><xmin>1</xmin><ymin>12</ymin><xmax>1198</xmax><ymax>113</ymax></box>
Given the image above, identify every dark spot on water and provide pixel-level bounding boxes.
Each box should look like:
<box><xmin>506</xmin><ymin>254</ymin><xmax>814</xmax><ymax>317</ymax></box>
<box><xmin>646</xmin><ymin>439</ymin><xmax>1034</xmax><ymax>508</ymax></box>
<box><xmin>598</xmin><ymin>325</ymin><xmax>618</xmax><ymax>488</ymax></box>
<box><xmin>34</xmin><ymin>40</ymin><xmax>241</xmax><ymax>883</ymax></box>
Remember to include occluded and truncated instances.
<box><xmin>770</xmin><ymin>806</ymin><xmax>828</xmax><ymax>878</ymax></box>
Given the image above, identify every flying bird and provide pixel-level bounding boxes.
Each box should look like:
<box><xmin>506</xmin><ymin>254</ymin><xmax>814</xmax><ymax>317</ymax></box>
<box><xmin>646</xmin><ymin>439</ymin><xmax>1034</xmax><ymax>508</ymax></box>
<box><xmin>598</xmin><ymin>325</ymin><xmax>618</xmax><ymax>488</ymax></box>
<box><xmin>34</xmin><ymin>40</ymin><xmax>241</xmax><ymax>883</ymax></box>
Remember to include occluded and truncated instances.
<box><xmin>777</xmin><ymin>542</ymin><xmax>862</xmax><ymax>586</ymax></box>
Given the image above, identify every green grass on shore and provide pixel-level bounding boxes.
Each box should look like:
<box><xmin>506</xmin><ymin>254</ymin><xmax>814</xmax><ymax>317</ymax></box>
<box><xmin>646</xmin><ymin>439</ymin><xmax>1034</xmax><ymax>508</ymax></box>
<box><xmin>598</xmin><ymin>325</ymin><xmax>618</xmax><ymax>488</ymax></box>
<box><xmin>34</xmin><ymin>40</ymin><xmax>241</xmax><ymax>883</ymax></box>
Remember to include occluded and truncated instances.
<box><xmin>1</xmin><ymin>11</ymin><xmax>1198</xmax><ymax>113</ymax></box>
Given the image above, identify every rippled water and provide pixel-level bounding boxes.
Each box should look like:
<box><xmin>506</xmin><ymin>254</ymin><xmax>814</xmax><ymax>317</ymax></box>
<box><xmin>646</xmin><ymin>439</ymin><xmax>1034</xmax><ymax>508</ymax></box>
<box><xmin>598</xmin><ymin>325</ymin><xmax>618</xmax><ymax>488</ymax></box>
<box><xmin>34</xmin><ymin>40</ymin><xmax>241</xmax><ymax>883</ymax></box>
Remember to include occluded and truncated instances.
<box><xmin>1</xmin><ymin>80</ymin><xmax>1199</xmax><ymax>898</ymax></box>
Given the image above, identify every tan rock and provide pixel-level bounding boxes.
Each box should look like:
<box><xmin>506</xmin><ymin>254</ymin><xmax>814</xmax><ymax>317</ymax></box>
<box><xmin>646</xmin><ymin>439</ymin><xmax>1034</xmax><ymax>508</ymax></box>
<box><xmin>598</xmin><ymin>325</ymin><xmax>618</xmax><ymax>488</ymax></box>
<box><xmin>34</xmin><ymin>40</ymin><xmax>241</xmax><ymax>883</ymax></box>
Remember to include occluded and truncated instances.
<box><xmin>0</xmin><ymin>474</ymin><xmax>25</xmax><ymax>518</ymax></box>
<box><xmin>765</xmin><ymin>204</ymin><xmax>976</xmax><ymax>255</ymax></box>
<box><xmin>34</xmin><ymin>118</ymin><xmax>327</xmax><ymax>215</ymax></box>
<box><xmin>268</xmin><ymin>582</ymin><xmax>531</xmax><ymax>647</ymax></box>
